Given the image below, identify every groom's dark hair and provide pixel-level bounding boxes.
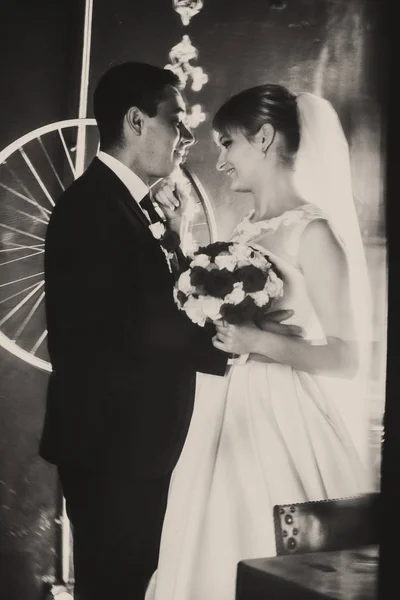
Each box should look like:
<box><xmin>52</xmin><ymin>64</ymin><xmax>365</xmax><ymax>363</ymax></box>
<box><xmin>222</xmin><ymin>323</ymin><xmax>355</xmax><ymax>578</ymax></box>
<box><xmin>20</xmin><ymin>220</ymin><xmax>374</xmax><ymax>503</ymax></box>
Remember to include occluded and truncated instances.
<box><xmin>93</xmin><ymin>62</ymin><xmax>182</xmax><ymax>150</ymax></box>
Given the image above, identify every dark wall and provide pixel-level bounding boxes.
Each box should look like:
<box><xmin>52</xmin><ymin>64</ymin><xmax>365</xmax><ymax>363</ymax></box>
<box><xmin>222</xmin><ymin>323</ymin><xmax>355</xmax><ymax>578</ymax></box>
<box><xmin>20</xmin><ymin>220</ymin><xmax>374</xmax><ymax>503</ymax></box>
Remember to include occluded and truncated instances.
<box><xmin>0</xmin><ymin>1</ymin><xmax>387</xmax><ymax>599</ymax></box>
<box><xmin>0</xmin><ymin>2</ymin><xmax>83</xmax><ymax>598</ymax></box>
<box><xmin>0</xmin><ymin>1</ymin><xmax>83</xmax><ymax>149</ymax></box>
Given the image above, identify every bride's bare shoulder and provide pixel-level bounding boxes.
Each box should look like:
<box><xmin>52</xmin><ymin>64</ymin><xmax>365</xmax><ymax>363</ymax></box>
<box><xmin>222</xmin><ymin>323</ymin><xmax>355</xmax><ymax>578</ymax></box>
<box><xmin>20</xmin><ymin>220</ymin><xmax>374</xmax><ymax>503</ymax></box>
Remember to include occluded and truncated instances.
<box><xmin>299</xmin><ymin>218</ymin><xmax>347</xmax><ymax>273</ymax></box>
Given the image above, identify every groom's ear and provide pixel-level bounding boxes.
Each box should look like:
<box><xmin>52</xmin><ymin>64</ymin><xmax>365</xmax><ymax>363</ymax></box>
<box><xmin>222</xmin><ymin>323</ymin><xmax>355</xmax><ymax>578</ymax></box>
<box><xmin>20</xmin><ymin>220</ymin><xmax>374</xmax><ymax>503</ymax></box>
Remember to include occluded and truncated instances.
<box><xmin>125</xmin><ymin>107</ymin><xmax>144</xmax><ymax>136</ymax></box>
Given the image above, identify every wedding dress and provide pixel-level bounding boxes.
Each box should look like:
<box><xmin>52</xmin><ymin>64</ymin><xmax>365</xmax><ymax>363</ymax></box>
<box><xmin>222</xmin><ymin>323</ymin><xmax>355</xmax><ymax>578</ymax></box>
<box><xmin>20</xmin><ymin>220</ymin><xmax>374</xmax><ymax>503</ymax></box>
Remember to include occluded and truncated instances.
<box><xmin>145</xmin><ymin>202</ymin><xmax>369</xmax><ymax>600</ymax></box>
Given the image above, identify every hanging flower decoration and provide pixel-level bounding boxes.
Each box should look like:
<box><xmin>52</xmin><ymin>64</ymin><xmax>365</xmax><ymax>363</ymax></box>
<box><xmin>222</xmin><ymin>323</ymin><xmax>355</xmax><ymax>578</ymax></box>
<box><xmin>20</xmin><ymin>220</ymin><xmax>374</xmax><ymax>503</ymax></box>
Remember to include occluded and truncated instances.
<box><xmin>186</xmin><ymin>104</ymin><xmax>206</xmax><ymax>129</ymax></box>
<box><xmin>165</xmin><ymin>35</ymin><xmax>208</xmax><ymax>93</ymax></box>
<box><xmin>173</xmin><ymin>0</ymin><xmax>204</xmax><ymax>26</ymax></box>
<box><xmin>167</xmin><ymin>0</ymin><xmax>208</xmax><ymax>129</ymax></box>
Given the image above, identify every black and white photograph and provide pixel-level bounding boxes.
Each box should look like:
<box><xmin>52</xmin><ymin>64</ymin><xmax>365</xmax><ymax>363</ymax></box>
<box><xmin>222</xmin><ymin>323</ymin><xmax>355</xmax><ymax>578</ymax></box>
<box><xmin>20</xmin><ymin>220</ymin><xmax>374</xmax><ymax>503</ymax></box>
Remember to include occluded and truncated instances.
<box><xmin>0</xmin><ymin>1</ymin><xmax>393</xmax><ymax>599</ymax></box>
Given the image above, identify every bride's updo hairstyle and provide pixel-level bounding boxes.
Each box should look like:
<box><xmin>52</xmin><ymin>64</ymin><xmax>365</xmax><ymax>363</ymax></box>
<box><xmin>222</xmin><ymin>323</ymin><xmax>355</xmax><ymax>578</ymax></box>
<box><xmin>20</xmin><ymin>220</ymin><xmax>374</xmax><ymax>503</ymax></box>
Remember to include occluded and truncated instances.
<box><xmin>212</xmin><ymin>84</ymin><xmax>300</xmax><ymax>167</ymax></box>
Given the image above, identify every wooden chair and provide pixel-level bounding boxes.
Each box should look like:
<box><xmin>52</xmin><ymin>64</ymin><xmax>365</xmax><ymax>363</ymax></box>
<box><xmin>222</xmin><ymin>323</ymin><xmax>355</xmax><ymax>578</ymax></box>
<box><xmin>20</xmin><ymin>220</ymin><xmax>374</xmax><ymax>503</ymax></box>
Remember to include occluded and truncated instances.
<box><xmin>273</xmin><ymin>492</ymin><xmax>379</xmax><ymax>555</ymax></box>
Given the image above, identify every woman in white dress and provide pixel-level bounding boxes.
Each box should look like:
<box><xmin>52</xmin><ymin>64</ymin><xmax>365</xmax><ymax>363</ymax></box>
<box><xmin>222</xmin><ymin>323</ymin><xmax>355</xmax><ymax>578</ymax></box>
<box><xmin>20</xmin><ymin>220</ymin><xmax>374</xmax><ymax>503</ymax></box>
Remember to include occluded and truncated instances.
<box><xmin>146</xmin><ymin>85</ymin><xmax>372</xmax><ymax>600</ymax></box>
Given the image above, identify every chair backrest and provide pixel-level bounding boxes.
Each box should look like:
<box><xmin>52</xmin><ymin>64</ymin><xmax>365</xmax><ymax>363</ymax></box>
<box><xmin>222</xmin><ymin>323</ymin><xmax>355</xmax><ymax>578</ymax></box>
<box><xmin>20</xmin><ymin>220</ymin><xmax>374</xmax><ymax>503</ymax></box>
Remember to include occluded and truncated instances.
<box><xmin>273</xmin><ymin>493</ymin><xmax>379</xmax><ymax>555</ymax></box>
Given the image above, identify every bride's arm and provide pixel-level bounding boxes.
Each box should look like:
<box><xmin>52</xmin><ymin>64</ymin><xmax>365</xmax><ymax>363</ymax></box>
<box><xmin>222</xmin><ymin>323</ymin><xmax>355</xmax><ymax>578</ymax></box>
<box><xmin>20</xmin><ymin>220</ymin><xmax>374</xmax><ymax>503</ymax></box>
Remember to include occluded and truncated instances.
<box><xmin>213</xmin><ymin>220</ymin><xmax>359</xmax><ymax>378</ymax></box>
<box><xmin>152</xmin><ymin>176</ymin><xmax>194</xmax><ymax>246</ymax></box>
<box><xmin>247</xmin><ymin>332</ymin><xmax>358</xmax><ymax>377</ymax></box>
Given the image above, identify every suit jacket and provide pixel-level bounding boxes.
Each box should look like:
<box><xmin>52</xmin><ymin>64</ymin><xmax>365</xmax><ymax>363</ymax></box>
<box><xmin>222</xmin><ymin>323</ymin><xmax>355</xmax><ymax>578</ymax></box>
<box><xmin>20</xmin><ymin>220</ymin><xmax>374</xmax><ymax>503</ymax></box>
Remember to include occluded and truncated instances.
<box><xmin>39</xmin><ymin>158</ymin><xmax>227</xmax><ymax>477</ymax></box>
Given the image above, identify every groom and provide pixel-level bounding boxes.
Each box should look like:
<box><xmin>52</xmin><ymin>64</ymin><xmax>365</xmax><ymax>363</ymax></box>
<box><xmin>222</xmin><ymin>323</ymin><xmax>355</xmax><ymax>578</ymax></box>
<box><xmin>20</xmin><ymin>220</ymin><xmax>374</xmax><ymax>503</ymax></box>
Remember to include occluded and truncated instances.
<box><xmin>39</xmin><ymin>62</ymin><xmax>229</xmax><ymax>600</ymax></box>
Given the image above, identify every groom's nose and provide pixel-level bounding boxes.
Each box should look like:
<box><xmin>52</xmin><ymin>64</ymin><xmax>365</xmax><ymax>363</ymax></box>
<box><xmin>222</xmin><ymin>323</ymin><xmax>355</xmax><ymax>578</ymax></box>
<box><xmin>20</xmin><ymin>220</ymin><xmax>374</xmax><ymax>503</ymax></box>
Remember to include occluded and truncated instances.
<box><xmin>179</xmin><ymin>122</ymin><xmax>195</xmax><ymax>147</ymax></box>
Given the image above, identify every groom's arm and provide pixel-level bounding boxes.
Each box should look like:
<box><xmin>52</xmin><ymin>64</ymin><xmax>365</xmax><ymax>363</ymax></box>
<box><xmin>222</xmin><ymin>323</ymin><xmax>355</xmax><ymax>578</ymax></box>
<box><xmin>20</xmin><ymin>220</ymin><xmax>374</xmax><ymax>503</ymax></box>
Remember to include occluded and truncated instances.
<box><xmin>184</xmin><ymin>317</ymin><xmax>228</xmax><ymax>376</ymax></box>
<box><xmin>153</xmin><ymin>181</ymin><xmax>244</xmax><ymax>372</ymax></box>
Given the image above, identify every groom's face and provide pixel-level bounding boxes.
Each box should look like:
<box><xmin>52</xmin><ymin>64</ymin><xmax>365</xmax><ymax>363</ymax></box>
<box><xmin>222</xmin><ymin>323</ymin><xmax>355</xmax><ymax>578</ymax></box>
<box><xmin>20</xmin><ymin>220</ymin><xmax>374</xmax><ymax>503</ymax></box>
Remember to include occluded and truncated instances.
<box><xmin>140</xmin><ymin>85</ymin><xmax>194</xmax><ymax>180</ymax></box>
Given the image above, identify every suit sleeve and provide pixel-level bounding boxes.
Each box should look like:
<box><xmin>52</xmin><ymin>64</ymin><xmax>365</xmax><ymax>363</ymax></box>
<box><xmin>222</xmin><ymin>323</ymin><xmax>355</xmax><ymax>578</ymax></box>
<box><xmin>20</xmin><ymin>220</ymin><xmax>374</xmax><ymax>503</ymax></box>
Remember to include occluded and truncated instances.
<box><xmin>45</xmin><ymin>192</ymin><xmax>227</xmax><ymax>377</ymax></box>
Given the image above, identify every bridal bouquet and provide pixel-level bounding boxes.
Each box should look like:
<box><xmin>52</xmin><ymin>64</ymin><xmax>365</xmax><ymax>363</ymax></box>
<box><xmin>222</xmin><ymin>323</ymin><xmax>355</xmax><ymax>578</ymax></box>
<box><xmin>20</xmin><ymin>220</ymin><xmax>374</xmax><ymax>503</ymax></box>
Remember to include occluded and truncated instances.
<box><xmin>173</xmin><ymin>241</ymin><xmax>284</xmax><ymax>327</ymax></box>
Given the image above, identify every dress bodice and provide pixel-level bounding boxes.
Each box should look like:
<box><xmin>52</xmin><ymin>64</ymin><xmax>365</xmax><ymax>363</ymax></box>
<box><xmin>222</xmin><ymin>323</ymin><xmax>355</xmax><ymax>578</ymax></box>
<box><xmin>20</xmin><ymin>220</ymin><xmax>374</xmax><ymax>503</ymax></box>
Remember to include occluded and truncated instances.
<box><xmin>230</xmin><ymin>203</ymin><xmax>329</xmax><ymax>343</ymax></box>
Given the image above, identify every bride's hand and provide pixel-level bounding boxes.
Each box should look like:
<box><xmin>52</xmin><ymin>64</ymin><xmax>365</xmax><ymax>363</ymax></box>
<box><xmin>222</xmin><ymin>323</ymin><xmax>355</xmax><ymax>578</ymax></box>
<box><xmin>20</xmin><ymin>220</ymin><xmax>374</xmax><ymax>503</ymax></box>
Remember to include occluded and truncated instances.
<box><xmin>212</xmin><ymin>321</ymin><xmax>262</xmax><ymax>355</ymax></box>
<box><xmin>152</xmin><ymin>178</ymin><xmax>182</xmax><ymax>223</ymax></box>
<box><xmin>212</xmin><ymin>311</ymin><xmax>303</xmax><ymax>355</ymax></box>
<box><xmin>153</xmin><ymin>172</ymin><xmax>194</xmax><ymax>214</ymax></box>
<box><xmin>153</xmin><ymin>178</ymin><xmax>180</xmax><ymax>210</ymax></box>
<box><xmin>152</xmin><ymin>176</ymin><xmax>196</xmax><ymax>239</ymax></box>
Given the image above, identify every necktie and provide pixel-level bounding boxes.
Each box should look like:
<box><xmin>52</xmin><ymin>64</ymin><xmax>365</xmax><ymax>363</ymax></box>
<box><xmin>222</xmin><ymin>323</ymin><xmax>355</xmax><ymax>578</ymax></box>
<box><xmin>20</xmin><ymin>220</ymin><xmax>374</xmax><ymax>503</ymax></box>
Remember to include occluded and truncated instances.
<box><xmin>140</xmin><ymin>193</ymin><xmax>163</xmax><ymax>224</ymax></box>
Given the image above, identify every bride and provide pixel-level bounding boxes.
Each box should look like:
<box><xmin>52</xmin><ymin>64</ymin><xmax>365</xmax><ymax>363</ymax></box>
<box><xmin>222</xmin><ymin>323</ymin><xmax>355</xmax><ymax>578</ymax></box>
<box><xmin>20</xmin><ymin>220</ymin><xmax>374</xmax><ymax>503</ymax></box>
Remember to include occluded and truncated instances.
<box><xmin>147</xmin><ymin>84</ymin><xmax>372</xmax><ymax>600</ymax></box>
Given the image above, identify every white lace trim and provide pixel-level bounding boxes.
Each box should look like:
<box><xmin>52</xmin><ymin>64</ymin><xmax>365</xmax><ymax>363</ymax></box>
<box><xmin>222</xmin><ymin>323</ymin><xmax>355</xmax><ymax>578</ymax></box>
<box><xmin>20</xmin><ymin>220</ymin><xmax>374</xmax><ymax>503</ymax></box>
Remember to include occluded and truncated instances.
<box><xmin>230</xmin><ymin>203</ymin><xmax>328</xmax><ymax>262</ymax></box>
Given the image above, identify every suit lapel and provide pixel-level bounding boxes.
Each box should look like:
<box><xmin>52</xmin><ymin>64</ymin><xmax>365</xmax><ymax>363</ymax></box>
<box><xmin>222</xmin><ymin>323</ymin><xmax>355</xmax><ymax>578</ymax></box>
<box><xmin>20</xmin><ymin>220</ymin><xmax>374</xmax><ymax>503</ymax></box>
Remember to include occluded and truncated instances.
<box><xmin>119</xmin><ymin>187</ymin><xmax>150</xmax><ymax>230</ymax></box>
<box><xmin>89</xmin><ymin>157</ymin><xmax>150</xmax><ymax>230</ymax></box>
<box><xmin>86</xmin><ymin>158</ymin><xmax>174</xmax><ymax>276</ymax></box>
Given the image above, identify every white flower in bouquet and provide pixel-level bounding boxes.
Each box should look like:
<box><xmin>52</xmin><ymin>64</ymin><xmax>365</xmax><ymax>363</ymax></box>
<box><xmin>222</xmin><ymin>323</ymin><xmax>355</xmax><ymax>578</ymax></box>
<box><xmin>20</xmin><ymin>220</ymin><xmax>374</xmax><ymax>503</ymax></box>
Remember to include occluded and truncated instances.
<box><xmin>249</xmin><ymin>255</ymin><xmax>270</xmax><ymax>270</ymax></box>
<box><xmin>200</xmin><ymin>296</ymin><xmax>223</xmax><ymax>321</ymax></box>
<box><xmin>191</xmin><ymin>253</ymin><xmax>210</xmax><ymax>269</ymax></box>
<box><xmin>229</xmin><ymin>243</ymin><xmax>253</xmax><ymax>261</ymax></box>
<box><xmin>251</xmin><ymin>289</ymin><xmax>270</xmax><ymax>307</ymax></box>
<box><xmin>224</xmin><ymin>283</ymin><xmax>246</xmax><ymax>305</ymax></box>
<box><xmin>214</xmin><ymin>254</ymin><xmax>237</xmax><ymax>272</ymax></box>
<box><xmin>184</xmin><ymin>296</ymin><xmax>207</xmax><ymax>327</ymax></box>
<box><xmin>266</xmin><ymin>270</ymin><xmax>284</xmax><ymax>297</ymax></box>
<box><xmin>177</xmin><ymin>270</ymin><xmax>195</xmax><ymax>295</ymax></box>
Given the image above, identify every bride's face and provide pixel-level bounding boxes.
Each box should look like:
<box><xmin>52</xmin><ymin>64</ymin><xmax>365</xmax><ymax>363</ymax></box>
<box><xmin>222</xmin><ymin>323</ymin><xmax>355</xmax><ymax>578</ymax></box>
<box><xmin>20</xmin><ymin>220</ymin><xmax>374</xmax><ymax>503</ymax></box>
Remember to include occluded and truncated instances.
<box><xmin>215</xmin><ymin>129</ymin><xmax>263</xmax><ymax>193</ymax></box>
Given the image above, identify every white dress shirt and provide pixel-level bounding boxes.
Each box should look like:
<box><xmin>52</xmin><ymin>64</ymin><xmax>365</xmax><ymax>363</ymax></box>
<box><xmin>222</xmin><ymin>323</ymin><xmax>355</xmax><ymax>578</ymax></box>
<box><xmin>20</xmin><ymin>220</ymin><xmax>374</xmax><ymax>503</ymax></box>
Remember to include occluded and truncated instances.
<box><xmin>98</xmin><ymin>150</ymin><xmax>150</xmax><ymax>219</ymax></box>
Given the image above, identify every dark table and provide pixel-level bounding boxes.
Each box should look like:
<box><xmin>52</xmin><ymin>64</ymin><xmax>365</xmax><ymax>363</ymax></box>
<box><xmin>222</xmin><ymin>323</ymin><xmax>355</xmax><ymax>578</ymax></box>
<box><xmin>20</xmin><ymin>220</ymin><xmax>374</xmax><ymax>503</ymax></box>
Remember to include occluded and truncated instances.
<box><xmin>236</xmin><ymin>545</ymin><xmax>378</xmax><ymax>599</ymax></box>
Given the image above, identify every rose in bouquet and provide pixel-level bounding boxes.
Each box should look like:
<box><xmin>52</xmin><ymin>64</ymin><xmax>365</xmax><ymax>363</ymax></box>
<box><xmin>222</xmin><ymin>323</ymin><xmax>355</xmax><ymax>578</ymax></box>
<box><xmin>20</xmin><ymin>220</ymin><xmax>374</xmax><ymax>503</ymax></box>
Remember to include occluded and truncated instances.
<box><xmin>173</xmin><ymin>241</ymin><xmax>284</xmax><ymax>327</ymax></box>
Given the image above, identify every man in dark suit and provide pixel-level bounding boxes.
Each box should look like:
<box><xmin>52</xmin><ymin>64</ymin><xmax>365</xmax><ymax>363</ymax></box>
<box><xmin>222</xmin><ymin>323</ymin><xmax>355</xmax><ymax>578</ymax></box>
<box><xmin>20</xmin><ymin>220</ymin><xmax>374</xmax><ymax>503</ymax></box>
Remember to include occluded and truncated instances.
<box><xmin>39</xmin><ymin>62</ymin><xmax>228</xmax><ymax>600</ymax></box>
